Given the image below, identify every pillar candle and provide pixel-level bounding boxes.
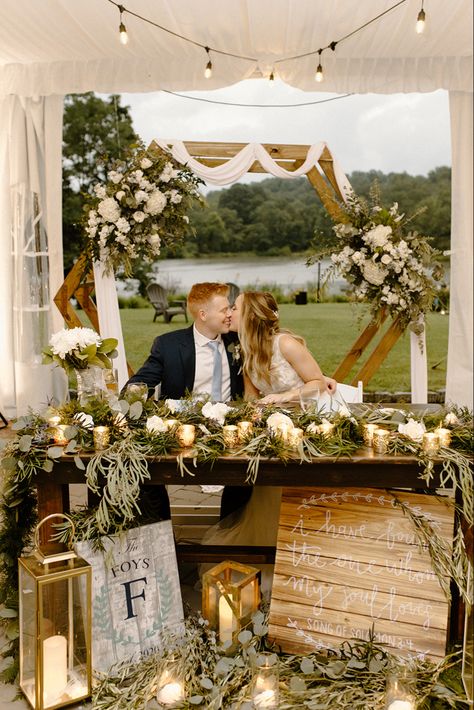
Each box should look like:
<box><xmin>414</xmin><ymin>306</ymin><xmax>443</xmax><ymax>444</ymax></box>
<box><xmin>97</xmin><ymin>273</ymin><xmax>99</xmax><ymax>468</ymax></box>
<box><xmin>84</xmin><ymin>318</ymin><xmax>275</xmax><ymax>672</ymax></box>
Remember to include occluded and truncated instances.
<box><xmin>218</xmin><ymin>595</ymin><xmax>236</xmax><ymax>644</ymax></box>
<box><xmin>43</xmin><ymin>634</ymin><xmax>67</xmax><ymax>702</ymax></box>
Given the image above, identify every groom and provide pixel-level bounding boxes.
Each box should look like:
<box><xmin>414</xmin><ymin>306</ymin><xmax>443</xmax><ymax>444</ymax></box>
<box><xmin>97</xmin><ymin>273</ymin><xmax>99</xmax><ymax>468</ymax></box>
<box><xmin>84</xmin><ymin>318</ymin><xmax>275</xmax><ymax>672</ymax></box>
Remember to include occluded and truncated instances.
<box><xmin>125</xmin><ymin>282</ymin><xmax>250</xmax><ymax>519</ymax></box>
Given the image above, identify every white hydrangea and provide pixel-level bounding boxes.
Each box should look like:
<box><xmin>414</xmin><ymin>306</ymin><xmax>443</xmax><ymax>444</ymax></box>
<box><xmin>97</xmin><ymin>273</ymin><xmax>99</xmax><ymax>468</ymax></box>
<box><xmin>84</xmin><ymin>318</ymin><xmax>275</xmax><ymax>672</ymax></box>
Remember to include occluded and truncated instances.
<box><xmin>364</xmin><ymin>224</ymin><xmax>392</xmax><ymax>248</ymax></box>
<box><xmin>159</xmin><ymin>163</ymin><xmax>174</xmax><ymax>183</ymax></box>
<box><xmin>146</xmin><ymin>415</ymin><xmax>168</xmax><ymax>434</ymax></box>
<box><xmin>362</xmin><ymin>261</ymin><xmax>388</xmax><ymax>286</ymax></box>
<box><xmin>169</xmin><ymin>190</ymin><xmax>183</xmax><ymax>204</ymax></box>
<box><xmin>145</xmin><ymin>190</ymin><xmax>167</xmax><ymax>216</ymax></box>
<box><xmin>140</xmin><ymin>157</ymin><xmax>153</xmax><ymax>169</ymax></box>
<box><xmin>98</xmin><ymin>197</ymin><xmax>121</xmax><ymax>223</ymax></box>
<box><xmin>94</xmin><ymin>185</ymin><xmax>107</xmax><ymax>198</ymax></box>
<box><xmin>116</xmin><ymin>217</ymin><xmax>131</xmax><ymax>233</ymax></box>
<box><xmin>201</xmin><ymin>401</ymin><xmax>232</xmax><ymax>426</ymax></box>
<box><xmin>135</xmin><ymin>190</ymin><xmax>148</xmax><ymax>204</ymax></box>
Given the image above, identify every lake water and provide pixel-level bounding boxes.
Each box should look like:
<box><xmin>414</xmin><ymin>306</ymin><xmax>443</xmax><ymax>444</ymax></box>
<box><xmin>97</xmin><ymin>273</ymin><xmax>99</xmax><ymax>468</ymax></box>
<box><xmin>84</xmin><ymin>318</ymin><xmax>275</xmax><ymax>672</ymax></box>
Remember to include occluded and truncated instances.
<box><xmin>119</xmin><ymin>256</ymin><xmax>345</xmax><ymax>295</ymax></box>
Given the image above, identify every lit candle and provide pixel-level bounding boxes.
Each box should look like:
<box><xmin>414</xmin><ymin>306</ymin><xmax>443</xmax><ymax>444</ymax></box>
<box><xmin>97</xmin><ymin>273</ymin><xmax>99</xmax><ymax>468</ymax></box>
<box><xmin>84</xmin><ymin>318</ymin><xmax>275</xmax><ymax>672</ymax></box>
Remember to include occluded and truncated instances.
<box><xmin>156</xmin><ymin>681</ymin><xmax>185</xmax><ymax>706</ymax></box>
<box><xmin>223</xmin><ymin>425</ymin><xmax>239</xmax><ymax>448</ymax></box>
<box><xmin>363</xmin><ymin>423</ymin><xmax>378</xmax><ymax>447</ymax></box>
<box><xmin>373</xmin><ymin>428</ymin><xmax>389</xmax><ymax>454</ymax></box>
<box><xmin>43</xmin><ymin>634</ymin><xmax>67</xmax><ymax>703</ymax></box>
<box><xmin>176</xmin><ymin>424</ymin><xmax>195</xmax><ymax>447</ymax></box>
<box><xmin>253</xmin><ymin>689</ymin><xmax>277</xmax><ymax>708</ymax></box>
<box><xmin>218</xmin><ymin>595</ymin><xmax>236</xmax><ymax>644</ymax></box>
<box><xmin>434</xmin><ymin>427</ymin><xmax>451</xmax><ymax>447</ymax></box>
<box><xmin>237</xmin><ymin>420</ymin><xmax>253</xmax><ymax>441</ymax></box>
<box><xmin>289</xmin><ymin>427</ymin><xmax>304</xmax><ymax>448</ymax></box>
<box><xmin>93</xmin><ymin>425</ymin><xmax>110</xmax><ymax>451</ymax></box>
<box><xmin>387</xmin><ymin>701</ymin><xmax>414</xmax><ymax>710</ymax></box>
<box><xmin>422</xmin><ymin>432</ymin><xmax>439</xmax><ymax>456</ymax></box>
<box><xmin>54</xmin><ymin>424</ymin><xmax>69</xmax><ymax>445</ymax></box>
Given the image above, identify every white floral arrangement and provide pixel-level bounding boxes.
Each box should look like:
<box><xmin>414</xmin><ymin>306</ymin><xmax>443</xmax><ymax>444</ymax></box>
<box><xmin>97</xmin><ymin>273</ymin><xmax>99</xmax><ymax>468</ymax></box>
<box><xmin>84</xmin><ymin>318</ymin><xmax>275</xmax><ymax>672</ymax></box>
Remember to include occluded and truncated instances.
<box><xmin>83</xmin><ymin>144</ymin><xmax>203</xmax><ymax>275</ymax></box>
<box><xmin>42</xmin><ymin>327</ymin><xmax>118</xmax><ymax>374</ymax></box>
<box><xmin>309</xmin><ymin>186</ymin><xmax>444</xmax><ymax>331</ymax></box>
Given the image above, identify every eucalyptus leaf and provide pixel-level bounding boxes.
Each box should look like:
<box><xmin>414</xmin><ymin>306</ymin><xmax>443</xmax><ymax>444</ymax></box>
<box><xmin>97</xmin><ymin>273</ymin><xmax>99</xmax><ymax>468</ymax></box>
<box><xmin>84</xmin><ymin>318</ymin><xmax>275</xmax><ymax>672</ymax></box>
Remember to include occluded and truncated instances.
<box><xmin>300</xmin><ymin>657</ymin><xmax>315</xmax><ymax>674</ymax></box>
<box><xmin>289</xmin><ymin>676</ymin><xmax>307</xmax><ymax>692</ymax></box>
<box><xmin>64</xmin><ymin>439</ymin><xmax>78</xmax><ymax>454</ymax></box>
<box><xmin>325</xmin><ymin>660</ymin><xmax>346</xmax><ymax>678</ymax></box>
<box><xmin>0</xmin><ymin>457</ymin><xmax>18</xmax><ymax>470</ymax></box>
<box><xmin>47</xmin><ymin>446</ymin><xmax>65</xmax><ymax>459</ymax></box>
<box><xmin>18</xmin><ymin>435</ymin><xmax>32</xmax><ymax>452</ymax></box>
<box><xmin>347</xmin><ymin>658</ymin><xmax>367</xmax><ymax>670</ymax></box>
<box><xmin>0</xmin><ymin>607</ymin><xmax>18</xmax><ymax>618</ymax></box>
<box><xmin>237</xmin><ymin>629</ymin><xmax>253</xmax><ymax>646</ymax></box>
<box><xmin>368</xmin><ymin>657</ymin><xmax>383</xmax><ymax>673</ymax></box>
<box><xmin>129</xmin><ymin>401</ymin><xmax>143</xmax><ymax>419</ymax></box>
<box><xmin>6</xmin><ymin>620</ymin><xmax>19</xmax><ymax>641</ymax></box>
<box><xmin>199</xmin><ymin>677</ymin><xmax>214</xmax><ymax>690</ymax></box>
<box><xmin>74</xmin><ymin>455</ymin><xmax>85</xmax><ymax>470</ymax></box>
<box><xmin>42</xmin><ymin>459</ymin><xmax>54</xmax><ymax>473</ymax></box>
<box><xmin>11</xmin><ymin>419</ymin><xmax>27</xmax><ymax>430</ymax></box>
<box><xmin>189</xmin><ymin>696</ymin><xmax>203</xmax><ymax>705</ymax></box>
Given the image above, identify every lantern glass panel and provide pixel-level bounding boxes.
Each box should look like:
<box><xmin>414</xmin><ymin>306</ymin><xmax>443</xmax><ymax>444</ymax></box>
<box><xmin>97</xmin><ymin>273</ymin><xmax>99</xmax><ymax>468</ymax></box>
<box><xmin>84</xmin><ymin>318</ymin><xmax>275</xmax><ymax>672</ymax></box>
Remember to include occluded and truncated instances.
<box><xmin>19</xmin><ymin>556</ymin><xmax>91</xmax><ymax>709</ymax></box>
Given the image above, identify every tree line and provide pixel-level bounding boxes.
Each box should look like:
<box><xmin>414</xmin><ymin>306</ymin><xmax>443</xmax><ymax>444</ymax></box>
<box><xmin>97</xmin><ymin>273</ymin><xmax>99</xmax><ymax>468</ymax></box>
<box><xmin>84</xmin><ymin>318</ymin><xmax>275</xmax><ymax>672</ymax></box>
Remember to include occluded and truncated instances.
<box><xmin>62</xmin><ymin>93</ymin><xmax>451</xmax><ymax>274</ymax></box>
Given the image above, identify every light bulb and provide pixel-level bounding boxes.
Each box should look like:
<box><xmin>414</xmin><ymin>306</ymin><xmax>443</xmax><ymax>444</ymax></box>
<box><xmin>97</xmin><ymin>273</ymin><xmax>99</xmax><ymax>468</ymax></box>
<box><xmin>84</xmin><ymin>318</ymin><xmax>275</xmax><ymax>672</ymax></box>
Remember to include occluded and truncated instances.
<box><xmin>119</xmin><ymin>22</ymin><xmax>129</xmax><ymax>45</ymax></box>
<box><xmin>315</xmin><ymin>63</ymin><xmax>323</xmax><ymax>82</ymax></box>
<box><xmin>416</xmin><ymin>8</ymin><xmax>426</xmax><ymax>33</ymax></box>
<box><xmin>269</xmin><ymin>71</ymin><xmax>275</xmax><ymax>83</ymax></box>
<box><xmin>204</xmin><ymin>60</ymin><xmax>212</xmax><ymax>79</ymax></box>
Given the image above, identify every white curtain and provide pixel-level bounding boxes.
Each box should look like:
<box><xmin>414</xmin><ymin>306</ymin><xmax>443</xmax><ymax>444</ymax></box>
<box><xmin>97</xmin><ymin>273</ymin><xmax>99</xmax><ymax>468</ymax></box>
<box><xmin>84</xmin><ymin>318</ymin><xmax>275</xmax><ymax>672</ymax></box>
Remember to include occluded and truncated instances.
<box><xmin>0</xmin><ymin>95</ymin><xmax>65</xmax><ymax>418</ymax></box>
<box><xmin>446</xmin><ymin>92</ymin><xmax>473</xmax><ymax>409</ymax></box>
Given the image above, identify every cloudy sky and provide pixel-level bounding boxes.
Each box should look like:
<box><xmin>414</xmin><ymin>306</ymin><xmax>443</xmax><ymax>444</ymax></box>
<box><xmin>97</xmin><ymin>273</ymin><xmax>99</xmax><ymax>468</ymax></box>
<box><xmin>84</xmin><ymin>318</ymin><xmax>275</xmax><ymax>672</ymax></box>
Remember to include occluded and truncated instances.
<box><xmin>122</xmin><ymin>79</ymin><xmax>451</xmax><ymax>187</ymax></box>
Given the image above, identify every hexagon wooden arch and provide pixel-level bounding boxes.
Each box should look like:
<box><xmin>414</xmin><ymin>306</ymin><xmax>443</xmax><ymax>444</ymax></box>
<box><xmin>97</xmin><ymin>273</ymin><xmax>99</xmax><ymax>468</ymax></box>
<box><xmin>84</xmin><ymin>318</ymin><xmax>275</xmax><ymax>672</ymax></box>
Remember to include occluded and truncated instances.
<box><xmin>54</xmin><ymin>140</ymin><xmax>403</xmax><ymax>384</ymax></box>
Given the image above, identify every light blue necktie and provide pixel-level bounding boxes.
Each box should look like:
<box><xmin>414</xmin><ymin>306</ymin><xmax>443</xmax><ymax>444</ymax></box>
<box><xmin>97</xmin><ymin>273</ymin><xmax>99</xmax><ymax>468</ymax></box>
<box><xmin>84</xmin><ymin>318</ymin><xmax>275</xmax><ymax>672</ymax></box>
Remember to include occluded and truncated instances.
<box><xmin>207</xmin><ymin>340</ymin><xmax>222</xmax><ymax>401</ymax></box>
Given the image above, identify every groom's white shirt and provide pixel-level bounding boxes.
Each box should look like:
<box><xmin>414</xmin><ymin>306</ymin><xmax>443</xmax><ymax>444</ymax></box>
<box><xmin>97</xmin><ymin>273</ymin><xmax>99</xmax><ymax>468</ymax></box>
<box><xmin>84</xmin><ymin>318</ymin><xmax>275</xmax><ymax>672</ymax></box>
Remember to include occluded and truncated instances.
<box><xmin>192</xmin><ymin>324</ymin><xmax>231</xmax><ymax>401</ymax></box>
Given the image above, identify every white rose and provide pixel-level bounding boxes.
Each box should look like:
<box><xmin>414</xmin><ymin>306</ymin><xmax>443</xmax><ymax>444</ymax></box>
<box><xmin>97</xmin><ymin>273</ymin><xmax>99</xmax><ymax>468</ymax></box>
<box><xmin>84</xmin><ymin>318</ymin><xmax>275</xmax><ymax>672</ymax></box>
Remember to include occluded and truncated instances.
<box><xmin>133</xmin><ymin>211</ymin><xmax>147</xmax><ymax>223</ymax></box>
<box><xmin>365</xmin><ymin>224</ymin><xmax>392</xmax><ymax>248</ymax></box>
<box><xmin>201</xmin><ymin>401</ymin><xmax>232</xmax><ymax>426</ymax></box>
<box><xmin>146</xmin><ymin>415</ymin><xmax>168</xmax><ymax>434</ymax></box>
<box><xmin>398</xmin><ymin>418</ymin><xmax>426</xmax><ymax>442</ymax></box>
<box><xmin>444</xmin><ymin>412</ymin><xmax>459</xmax><ymax>426</ymax></box>
<box><xmin>182</xmin><ymin>215</ymin><xmax>190</xmax><ymax>224</ymax></box>
<box><xmin>98</xmin><ymin>197</ymin><xmax>121</xmax><ymax>223</ymax></box>
<box><xmin>306</xmin><ymin>422</ymin><xmax>320</xmax><ymax>435</ymax></box>
<box><xmin>116</xmin><ymin>217</ymin><xmax>131</xmax><ymax>233</ymax></box>
<box><xmin>169</xmin><ymin>189</ymin><xmax>183</xmax><ymax>204</ymax></box>
<box><xmin>381</xmin><ymin>254</ymin><xmax>392</xmax><ymax>264</ymax></box>
<box><xmin>135</xmin><ymin>190</ymin><xmax>148</xmax><ymax>203</ymax></box>
<box><xmin>363</xmin><ymin>261</ymin><xmax>388</xmax><ymax>286</ymax></box>
<box><xmin>165</xmin><ymin>398</ymin><xmax>185</xmax><ymax>413</ymax></box>
<box><xmin>140</xmin><ymin>157</ymin><xmax>153</xmax><ymax>169</ymax></box>
<box><xmin>145</xmin><ymin>190</ymin><xmax>167</xmax><ymax>216</ymax></box>
<box><xmin>148</xmin><ymin>234</ymin><xmax>161</xmax><ymax>248</ymax></box>
<box><xmin>94</xmin><ymin>185</ymin><xmax>107</xmax><ymax>198</ymax></box>
<box><xmin>107</xmin><ymin>170</ymin><xmax>123</xmax><ymax>184</ymax></box>
<box><xmin>115</xmin><ymin>190</ymin><xmax>125</xmax><ymax>201</ymax></box>
<box><xmin>159</xmin><ymin>163</ymin><xmax>174</xmax><ymax>183</ymax></box>
<box><xmin>267</xmin><ymin>412</ymin><xmax>294</xmax><ymax>433</ymax></box>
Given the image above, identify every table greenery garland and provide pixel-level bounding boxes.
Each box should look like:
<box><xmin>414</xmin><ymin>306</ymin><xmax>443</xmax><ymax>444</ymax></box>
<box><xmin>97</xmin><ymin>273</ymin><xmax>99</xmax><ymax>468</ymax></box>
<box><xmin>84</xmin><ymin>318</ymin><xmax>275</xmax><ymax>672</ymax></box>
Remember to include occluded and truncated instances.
<box><xmin>0</xmin><ymin>396</ymin><xmax>472</xmax><ymax>706</ymax></box>
<box><xmin>308</xmin><ymin>184</ymin><xmax>444</xmax><ymax>333</ymax></box>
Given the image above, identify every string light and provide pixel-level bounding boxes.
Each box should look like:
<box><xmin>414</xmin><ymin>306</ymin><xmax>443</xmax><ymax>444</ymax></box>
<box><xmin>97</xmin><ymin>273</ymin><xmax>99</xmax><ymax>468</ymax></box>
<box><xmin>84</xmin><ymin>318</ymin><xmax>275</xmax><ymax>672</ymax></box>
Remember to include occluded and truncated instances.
<box><xmin>416</xmin><ymin>2</ymin><xmax>426</xmax><ymax>33</ymax></box>
<box><xmin>118</xmin><ymin>4</ymin><xmax>129</xmax><ymax>45</ymax></box>
<box><xmin>204</xmin><ymin>47</ymin><xmax>212</xmax><ymax>78</ymax></box>
<box><xmin>315</xmin><ymin>51</ymin><xmax>323</xmax><ymax>82</ymax></box>
<box><xmin>269</xmin><ymin>71</ymin><xmax>275</xmax><ymax>83</ymax></box>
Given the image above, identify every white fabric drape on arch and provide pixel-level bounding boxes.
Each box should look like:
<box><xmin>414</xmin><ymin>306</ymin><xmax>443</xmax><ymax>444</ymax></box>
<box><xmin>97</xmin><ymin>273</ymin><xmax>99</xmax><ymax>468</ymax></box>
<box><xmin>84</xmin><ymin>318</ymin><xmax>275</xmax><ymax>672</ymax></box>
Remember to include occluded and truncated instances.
<box><xmin>155</xmin><ymin>140</ymin><xmax>352</xmax><ymax>195</ymax></box>
<box><xmin>0</xmin><ymin>95</ymin><xmax>65</xmax><ymax>418</ymax></box>
<box><xmin>93</xmin><ymin>262</ymin><xmax>129</xmax><ymax>391</ymax></box>
<box><xmin>446</xmin><ymin>92</ymin><xmax>473</xmax><ymax>409</ymax></box>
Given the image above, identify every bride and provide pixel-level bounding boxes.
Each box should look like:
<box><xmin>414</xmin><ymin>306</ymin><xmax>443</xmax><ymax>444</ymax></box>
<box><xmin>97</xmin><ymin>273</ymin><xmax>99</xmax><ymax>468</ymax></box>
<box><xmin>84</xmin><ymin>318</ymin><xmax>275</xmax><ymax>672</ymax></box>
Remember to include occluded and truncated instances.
<box><xmin>202</xmin><ymin>291</ymin><xmax>332</xmax><ymax>592</ymax></box>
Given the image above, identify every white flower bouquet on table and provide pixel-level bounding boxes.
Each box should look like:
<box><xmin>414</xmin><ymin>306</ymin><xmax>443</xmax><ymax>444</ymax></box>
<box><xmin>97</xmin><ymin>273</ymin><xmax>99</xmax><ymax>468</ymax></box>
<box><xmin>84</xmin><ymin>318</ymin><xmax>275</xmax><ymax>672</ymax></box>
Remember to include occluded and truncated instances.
<box><xmin>308</xmin><ymin>185</ymin><xmax>444</xmax><ymax>332</ymax></box>
<box><xmin>42</xmin><ymin>327</ymin><xmax>118</xmax><ymax>375</ymax></box>
<box><xmin>83</xmin><ymin>143</ymin><xmax>203</xmax><ymax>275</ymax></box>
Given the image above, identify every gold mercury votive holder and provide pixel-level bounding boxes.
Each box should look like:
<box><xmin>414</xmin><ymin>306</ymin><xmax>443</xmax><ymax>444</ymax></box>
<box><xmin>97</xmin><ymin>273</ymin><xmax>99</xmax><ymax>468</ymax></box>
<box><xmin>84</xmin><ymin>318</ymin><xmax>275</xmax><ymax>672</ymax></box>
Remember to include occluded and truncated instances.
<box><xmin>289</xmin><ymin>427</ymin><xmax>304</xmax><ymax>448</ymax></box>
<box><xmin>93</xmin><ymin>426</ymin><xmax>110</xmax><ymax>451</ymax></box>
<box><xmin>53</xmin><ymin>424</ymin><xmax>69</xmax><ymax>446</ymax></box>
<box><xmin>237</xmin><ymin>420</ymin><xmax>253</xmax><ymax>441</ymax></box>
<box><xmin>373</xmin><ymin>428</ymin><xmax>390</xmax><ymax>454</ymax></box>
<box><xmin>223</xmin><ymin>425</ymin><xmax>239</xmax><ymax>448</ymax></box>
<box><xmin>176</xmin><ymin>424</ymin><xmax>196</xmax><ymax>447</ymax></box>
<box><xmin>363</xmin><ymin>423</ymin><xmax>379</xmax><ymax>447</ymax></box>
<box><xmin>422</xmin><ymin>432</ymin><xmax>440</xmax><ymax>456</ymax></box>
<box><xmin>434</xmin><ymin>427</ymin><xmax>451</xmax><ymax>447</ymax></box>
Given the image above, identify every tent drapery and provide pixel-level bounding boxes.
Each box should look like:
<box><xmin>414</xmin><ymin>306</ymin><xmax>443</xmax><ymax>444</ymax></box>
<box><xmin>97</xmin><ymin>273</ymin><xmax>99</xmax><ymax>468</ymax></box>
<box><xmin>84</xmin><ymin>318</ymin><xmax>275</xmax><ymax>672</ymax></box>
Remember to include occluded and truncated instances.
<box><xmin>0</xmin><ymin>95</ymin><xmax>65</xmax><ymax>417</ymax></box>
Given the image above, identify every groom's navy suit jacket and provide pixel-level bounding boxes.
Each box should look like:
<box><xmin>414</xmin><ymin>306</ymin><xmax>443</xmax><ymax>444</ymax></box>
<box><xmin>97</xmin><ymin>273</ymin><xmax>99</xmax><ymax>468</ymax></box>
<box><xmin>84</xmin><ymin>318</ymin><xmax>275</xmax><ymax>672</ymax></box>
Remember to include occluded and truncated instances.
<box><xmin>126</xmin><ymin>326</ymin><xmax>243</xmax><ymax>400</ymax></box>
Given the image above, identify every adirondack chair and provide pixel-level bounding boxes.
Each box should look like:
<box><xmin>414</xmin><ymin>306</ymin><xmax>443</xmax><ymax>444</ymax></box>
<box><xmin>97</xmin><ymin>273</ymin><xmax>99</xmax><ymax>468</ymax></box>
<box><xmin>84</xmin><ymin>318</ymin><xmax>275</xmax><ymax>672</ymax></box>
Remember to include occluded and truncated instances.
<box><xmin>146</xmin><ymin>283</ymin><xmax>188</xmax><ymax>323</ymax></box>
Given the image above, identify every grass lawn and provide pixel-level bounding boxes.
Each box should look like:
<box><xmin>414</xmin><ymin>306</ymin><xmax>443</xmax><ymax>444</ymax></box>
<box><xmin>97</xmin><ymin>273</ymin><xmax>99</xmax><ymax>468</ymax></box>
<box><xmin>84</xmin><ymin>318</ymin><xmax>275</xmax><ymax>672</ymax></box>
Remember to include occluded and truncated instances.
<box><xmin>119</xmin><ymin>303</ymin><xmax>449</xmax><ymax>393</ymax></box>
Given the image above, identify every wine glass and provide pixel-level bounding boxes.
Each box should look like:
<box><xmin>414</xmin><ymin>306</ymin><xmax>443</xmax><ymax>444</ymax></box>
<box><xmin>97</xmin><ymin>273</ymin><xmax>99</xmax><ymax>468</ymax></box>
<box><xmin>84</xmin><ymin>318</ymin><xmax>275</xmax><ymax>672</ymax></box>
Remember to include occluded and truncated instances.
<box><xmin>299</xmin><ymin>385</ymin><xmax>321</xmax><ymax>413</ymax></box>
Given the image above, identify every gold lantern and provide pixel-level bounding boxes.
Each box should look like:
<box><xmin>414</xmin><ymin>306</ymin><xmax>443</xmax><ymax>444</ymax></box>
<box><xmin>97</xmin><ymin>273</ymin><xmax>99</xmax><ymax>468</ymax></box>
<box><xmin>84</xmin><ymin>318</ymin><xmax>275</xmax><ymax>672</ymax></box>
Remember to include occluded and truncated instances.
<box><xmin>18</xmin><ymin>514</ymin><xmax>92</xmax><ymax>709</ymax></box>
<box><xmin>202</xmin><ymin>560</ymin><xmax>260</xmax><ymax>647</ymax></box>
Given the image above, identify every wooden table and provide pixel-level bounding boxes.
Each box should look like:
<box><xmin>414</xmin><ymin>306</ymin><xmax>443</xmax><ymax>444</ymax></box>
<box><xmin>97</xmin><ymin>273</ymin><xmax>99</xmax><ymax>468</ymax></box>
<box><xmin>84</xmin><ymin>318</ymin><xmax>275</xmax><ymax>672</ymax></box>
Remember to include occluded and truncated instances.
<box><xmin>36</xmin><ymin>449</ymin><xmax>469</xmax><ymax>643</ymax></box>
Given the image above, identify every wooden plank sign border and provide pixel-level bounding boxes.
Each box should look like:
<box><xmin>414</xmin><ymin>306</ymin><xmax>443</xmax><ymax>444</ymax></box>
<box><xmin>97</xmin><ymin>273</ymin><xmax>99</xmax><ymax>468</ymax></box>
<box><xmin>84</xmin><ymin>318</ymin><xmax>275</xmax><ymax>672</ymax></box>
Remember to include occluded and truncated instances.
<box><xmin>268</xmin><ymin>487</ymin><xmax>454</xmax><ymax>661</ymax></box>
<box><xmin>75</xmin><ymin>520</ymin><xmax>184</xmax><ymax>672</ymax></box>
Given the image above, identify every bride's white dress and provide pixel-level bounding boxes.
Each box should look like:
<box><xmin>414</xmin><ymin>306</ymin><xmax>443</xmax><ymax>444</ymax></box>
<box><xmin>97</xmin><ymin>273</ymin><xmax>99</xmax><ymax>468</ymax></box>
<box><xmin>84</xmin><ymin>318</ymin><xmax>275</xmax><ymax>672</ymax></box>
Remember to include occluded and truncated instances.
<box><xmin>201</xmin><ymin>335</ymin><xmax>304</xmax><ymax>592</ymax></box>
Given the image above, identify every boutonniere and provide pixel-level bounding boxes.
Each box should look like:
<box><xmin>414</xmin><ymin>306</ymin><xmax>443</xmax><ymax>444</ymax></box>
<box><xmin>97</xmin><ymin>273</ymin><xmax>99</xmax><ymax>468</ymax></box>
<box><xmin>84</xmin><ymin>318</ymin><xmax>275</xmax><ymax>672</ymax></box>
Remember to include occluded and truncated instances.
<box><xmin>227</xmin><ymin>342</ymin><xmax>242</xmax><ymax>372</ymax></box>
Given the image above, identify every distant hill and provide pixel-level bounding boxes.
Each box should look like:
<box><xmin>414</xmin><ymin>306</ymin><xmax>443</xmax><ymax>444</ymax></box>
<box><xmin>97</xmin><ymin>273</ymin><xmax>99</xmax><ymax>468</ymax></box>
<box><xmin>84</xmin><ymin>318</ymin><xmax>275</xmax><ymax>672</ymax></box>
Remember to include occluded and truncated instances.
<box><xmin>177</xmin><ymin>167</ymin><xmax>450</xmax><ymax>257</ymax></box>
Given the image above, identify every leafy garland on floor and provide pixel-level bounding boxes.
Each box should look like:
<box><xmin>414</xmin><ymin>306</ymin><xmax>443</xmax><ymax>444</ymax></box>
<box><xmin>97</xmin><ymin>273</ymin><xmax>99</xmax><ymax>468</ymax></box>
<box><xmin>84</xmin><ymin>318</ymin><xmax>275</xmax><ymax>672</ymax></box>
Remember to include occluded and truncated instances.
<box><xmin>93</xmin><ymin>610</ymin><xmax>466</xmax><ymax>709</ymax></box>
<box><xmin>0</xmin><ymin>395</ymin><xmax>472</xmax><ymax>691</ymax></box>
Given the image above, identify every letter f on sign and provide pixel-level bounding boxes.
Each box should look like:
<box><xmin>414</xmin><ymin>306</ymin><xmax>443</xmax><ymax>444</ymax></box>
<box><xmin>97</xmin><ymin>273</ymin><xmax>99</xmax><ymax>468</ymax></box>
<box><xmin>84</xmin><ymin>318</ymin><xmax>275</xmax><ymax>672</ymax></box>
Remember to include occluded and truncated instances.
<box><xmin>121</xmin><ymin>577</ymin><xmax>147</xmax><ymax>619</ymax></box>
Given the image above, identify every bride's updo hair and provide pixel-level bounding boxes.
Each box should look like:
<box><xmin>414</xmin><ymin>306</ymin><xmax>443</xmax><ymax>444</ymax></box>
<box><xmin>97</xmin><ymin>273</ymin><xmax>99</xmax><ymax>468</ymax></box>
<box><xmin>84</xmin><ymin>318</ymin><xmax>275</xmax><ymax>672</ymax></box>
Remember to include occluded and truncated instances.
<box><xmin>239</xmin><ymin>291</ymin><xmax>303</xmax><ymax>386</ymax></box>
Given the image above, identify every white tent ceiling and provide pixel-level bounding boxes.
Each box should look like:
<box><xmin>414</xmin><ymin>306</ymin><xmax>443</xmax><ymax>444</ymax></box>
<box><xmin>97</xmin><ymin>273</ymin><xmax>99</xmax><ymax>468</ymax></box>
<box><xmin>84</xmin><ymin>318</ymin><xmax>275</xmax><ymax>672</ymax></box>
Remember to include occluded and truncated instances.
<box><xmin>0</xmin><ymin>0</ymin><xmax>472</xmax><ymax>415</ymax></box>
<box><xmin>0</xmin><ymin>0</ymin><xmax>472</xmax><ymax>96</ymax></box>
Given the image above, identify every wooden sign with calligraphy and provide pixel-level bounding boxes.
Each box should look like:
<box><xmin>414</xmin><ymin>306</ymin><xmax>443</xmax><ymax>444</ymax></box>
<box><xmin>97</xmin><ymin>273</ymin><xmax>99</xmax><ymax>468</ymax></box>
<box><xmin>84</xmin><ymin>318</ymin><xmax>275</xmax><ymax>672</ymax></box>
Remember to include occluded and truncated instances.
<box><xmin>268</xmin><ymin>487</ymin><xmax>454</xmax><ymax>661</ymax></box>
